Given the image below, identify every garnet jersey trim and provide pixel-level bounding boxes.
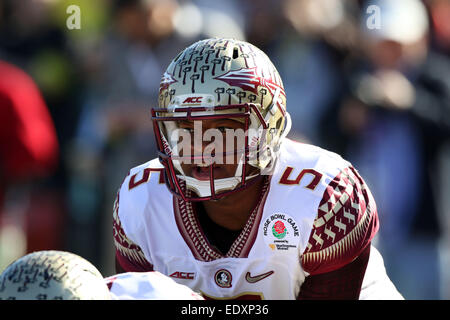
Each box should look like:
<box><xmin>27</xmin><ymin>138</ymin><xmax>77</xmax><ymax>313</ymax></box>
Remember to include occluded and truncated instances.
<box><xmin>173</xmin><ymin>177</ymin><xmax>271</xmax><ymax>261</ymax></box>
<box><xmin>113</xmin><ymin>193</ymin><xmax>153</xmax><ymax>272</ymax></box>
<box><xmin>298</xmin><ymin>245</ymin><xmax>371</xmax><ymax>299</ymax></box>
<box><xmin>302</xmin><ymin>166</ymin><xmax>379</xmax><ymax>275</ymax></box>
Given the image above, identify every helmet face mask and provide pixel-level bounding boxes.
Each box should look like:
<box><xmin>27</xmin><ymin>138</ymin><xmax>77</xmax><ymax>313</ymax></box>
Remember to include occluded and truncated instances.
<box><xmin>153</xmin><ymin>103</ymin><xmax>264</xmax><ymax>201</ymax></box>
<box><xmin>152</xmin><ymin>38</ymin><xmax>291</xmax><ymax>201</ymax></box>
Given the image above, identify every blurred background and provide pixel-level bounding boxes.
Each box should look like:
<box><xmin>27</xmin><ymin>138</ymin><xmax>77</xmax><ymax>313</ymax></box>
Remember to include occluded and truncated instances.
<box><xmin>0</xmin><ymin>0</ymin><xmax>449</xmax><ymax>300</ymax></box>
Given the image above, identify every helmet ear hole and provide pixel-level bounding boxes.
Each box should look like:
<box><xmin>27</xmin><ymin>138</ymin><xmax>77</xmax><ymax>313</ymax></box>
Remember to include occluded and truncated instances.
<box><xmin>276</xmin><ymin>118</ymin><xmax>283</xmax><ymax>130</ymax></box>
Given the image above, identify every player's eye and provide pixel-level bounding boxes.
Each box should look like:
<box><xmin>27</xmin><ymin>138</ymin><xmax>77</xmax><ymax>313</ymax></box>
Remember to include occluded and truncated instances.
<box><xmin>178</xmin><ymin>124</ymin><xmax>195</xmax><ymax>133</ymax></box>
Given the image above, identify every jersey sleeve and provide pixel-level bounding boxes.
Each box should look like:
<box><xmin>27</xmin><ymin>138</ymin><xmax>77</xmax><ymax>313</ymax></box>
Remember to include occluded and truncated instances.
<box><xmin>301</xmin><ymin>166</ymin><xmax>379</xmax><ymax>275</ymax></box>
<box><xmin>113</xmin><ymin>192</ymin><xmax>153</xmax><ymax>272</ymax></box>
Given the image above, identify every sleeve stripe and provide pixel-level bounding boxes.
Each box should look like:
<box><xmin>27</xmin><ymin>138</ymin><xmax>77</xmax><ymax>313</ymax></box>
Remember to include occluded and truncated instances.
<box><xmin>303</xmin><ymin>203</ymin><xmax>375</xmax><ymax>272</ymax></box>
<box><xmin>302</xmin><ymin>166</ymin><xmax>379</xmax><ymax>275</ymax></box>
<box><xmin>113</xmin><ymin>193</ymin><xmax>153</xmax><ymax>271</ymax></box>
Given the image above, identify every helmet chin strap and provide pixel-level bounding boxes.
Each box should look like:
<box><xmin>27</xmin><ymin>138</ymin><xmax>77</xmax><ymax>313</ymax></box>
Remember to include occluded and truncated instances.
<box><xmin>181</xmin><ymin>175</ymin><xmax>239</xmax><ymax>198</ymax></box>
<box><xmin>176</xmin><ymin>153</ymin><xmax>259</xmax><ymax>198</ymax></box>
<box><xmin>178</xmin><ymin>173</ymin><xmax>261</xmax><ymax>198</ymax></box>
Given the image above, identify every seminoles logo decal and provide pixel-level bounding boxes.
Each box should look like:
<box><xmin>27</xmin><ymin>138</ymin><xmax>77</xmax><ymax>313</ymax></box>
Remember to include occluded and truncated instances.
<box><xmin>159</xmin><ymin>71</ymin><xmax>177</xmax><ymax>93</ymax></box>
<box><xmin>214</xmin><ymin>68</ymin><xmax>263</xmax><ymax>94</ymax></box>
<box><xmin>263</xmin><ymin>213</ymin><xmax>300</xmax><ymax>252</ymax></box>
<box><xmin>214</xmin><ymin>67</ymin><xmax>286</xmax><ymax>115</ymax></box>
<box><xmin>214</xmin><ymin>269</ymin><xmax>232</xmax><ymax>288</ymax></box>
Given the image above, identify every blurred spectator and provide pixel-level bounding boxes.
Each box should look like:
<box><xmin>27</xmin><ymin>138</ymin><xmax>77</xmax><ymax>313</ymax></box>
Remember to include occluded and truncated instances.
<box><xmin>425</xmin><ymin>0</ymin><xmax>450</xmax><ymax>300</ymax></box>
<box><xmin>0</xmin><ymin>60</ymin><xmax>59</xmax><ymax>270</ymax></box>
<box><xmin>242</xmin><ymin>0</ymin><xmax>284</xmax><ymax>53</ymax></box>
<box><xmin>319</xmin><ymin>0</ymin><xmax>450</xmax><ymax>299</ymax></box>
<box><xmin>274</xmin><ymin>0</ymin><xmax>362</xmax><ymax>144</ymax></box>
<box><xmin>426</xmin><ymin>0</ymin><xmax>450</xmax><ymax>55</ymax></box>
<box><xmin>176</xmin><ymin>0</ymin><xmax>245</xmax><ymax>41</ymax></box>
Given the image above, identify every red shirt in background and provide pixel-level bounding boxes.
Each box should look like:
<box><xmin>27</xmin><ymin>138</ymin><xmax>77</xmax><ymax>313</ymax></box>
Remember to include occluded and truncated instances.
<box><xmin>0</xmin><ymin>60</ymin><xmax>59</xmax><ymax>205</ymax></box>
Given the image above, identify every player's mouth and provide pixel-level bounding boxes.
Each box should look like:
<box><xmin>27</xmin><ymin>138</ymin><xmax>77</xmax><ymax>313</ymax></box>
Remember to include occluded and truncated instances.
<box><xmin>191</xmin><ymin>165</ymin><xmax>210</xmax><ymax>181</ymax></box>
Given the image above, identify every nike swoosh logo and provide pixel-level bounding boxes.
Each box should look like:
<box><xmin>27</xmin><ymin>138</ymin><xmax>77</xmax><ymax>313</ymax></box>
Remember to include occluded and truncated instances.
<box><xmin>245</xmin><ymin>271</ymin><xmax>274</xmax><ymax>283</ymax></box>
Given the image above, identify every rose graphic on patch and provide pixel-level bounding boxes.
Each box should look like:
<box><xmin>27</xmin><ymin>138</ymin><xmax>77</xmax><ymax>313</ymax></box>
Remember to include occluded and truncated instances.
<box><xmin>263</xmin><ymin>213</ymin><xmax>300</xmax><ymax>252</ymax></box>
<box><xmin>272</xmin><ymin>220</ymin><xmax>287</xmax><ymax>239</ymax></box>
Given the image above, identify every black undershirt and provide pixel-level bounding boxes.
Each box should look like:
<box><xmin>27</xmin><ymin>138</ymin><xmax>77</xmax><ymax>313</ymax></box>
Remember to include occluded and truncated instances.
<box><xmin>196</xmin><ymin>204</ymin><xmax>242</xmax><ymax>255</ymax></box>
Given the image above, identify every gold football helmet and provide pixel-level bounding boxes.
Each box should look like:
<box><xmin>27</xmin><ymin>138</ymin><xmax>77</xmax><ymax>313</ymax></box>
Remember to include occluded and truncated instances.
<box><xmin>152</xmin><ymin>38</ymin><xmax>291</xmax><ymax>201</ymax></box>
<box><xmin>0</xmin><ymin>250</ymin><xmax>111</xmax><ymax>300</ymax></box>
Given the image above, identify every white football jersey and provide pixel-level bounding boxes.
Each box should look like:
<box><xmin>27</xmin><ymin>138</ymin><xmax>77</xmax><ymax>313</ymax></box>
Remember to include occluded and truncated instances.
<box><xmin>105</xmin><ymin>271</ymin><xmax>204</xmax><ymax>300</ymax></box>
<box><xmin>113</xmin><ymin>138</ymin><xmax>402</xmax><ymax>299</ymax></box>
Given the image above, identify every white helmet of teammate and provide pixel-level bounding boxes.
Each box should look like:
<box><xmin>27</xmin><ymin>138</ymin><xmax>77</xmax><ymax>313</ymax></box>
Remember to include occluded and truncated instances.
<box><xmin>0</xmin><ymin>250</ymin><xmax>111</xmax><ymax>300</ymax></box>
<box><xmin>152</xmin><ymin>38</ymin><xmax>291</xmax><ymax>201</ymax></box>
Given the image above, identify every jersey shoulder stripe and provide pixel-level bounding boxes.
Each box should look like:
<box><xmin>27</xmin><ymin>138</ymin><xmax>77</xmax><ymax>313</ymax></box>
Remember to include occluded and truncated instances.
<box><xmin>302</xmin><ymin>165</ymin><xmax>379</xmax><ymax>275</ymax></box>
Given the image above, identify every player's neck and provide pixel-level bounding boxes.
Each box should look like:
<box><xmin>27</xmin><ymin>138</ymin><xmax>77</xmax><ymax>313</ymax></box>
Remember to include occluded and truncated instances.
<box><xmin>200</xmin><ymin>176</ymin><xmax>267</xmax><ymax>231</ymax></box>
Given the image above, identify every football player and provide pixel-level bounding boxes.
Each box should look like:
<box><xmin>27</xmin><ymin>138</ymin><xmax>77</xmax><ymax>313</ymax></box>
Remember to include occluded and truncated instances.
<box><xmin>113</xmin><ymin>38</ymin><xmax>403</xmax><ymax>299</ymax></box>
<box><xmin>0</xmin><ymin>250</ymin><xmax>203</xmax><ymax>300</ymax></box>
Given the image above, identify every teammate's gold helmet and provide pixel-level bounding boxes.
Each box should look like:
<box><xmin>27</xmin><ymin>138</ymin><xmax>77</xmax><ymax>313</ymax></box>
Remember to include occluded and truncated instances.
<box><xmin>152</xmin><ymin>38</ymin><xmax>291</xmax><ymax>201</ymax></box>
<box><xmin>0</xmin><ymin>250</ymin><xmax>111</xmax><ymax>300</ymax></box>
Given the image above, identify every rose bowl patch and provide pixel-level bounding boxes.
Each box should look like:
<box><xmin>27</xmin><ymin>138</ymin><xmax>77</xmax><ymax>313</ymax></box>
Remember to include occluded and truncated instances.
<box><xmin>263</xmin><ymin>213</ymin><xmax>300</xmax><ymax>252</ymax></box>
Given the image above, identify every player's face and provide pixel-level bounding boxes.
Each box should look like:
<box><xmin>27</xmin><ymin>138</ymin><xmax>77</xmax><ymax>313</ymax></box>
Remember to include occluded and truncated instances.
<box><xmin>172</xmin><ymin>118</ymin><xmax>252</xmax><ymax>180</ymax></box>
